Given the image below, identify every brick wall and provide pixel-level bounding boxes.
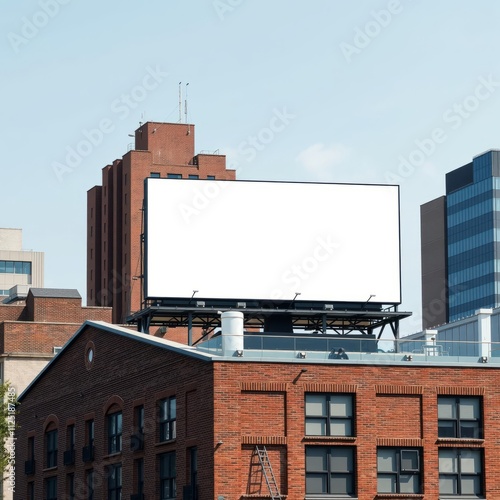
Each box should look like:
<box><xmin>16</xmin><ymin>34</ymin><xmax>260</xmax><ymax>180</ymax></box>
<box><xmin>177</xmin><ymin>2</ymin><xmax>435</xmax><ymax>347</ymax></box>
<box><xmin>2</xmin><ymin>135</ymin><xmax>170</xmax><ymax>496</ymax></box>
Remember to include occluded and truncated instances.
<box><xmin>86</xmin><ymin>186</ymin><xmax>102</xmax><ymax>307</ymax></box>
<box><xmin>15</xmin><ymin>325</ymin><xmax>215</xmax><ymax>500</ymax></box>
<box><xmin>0</xmin><ymin>304</ymin><xmax>25</xmax><ymax>322</ymax></box>
<box><xmin>24</xmin><ymin>295</ymin><xmax>112</xmax><ymax>324</ymax></box>
<box><xmin>0</xmin><ymin>294</ymin><xmax>111</xmax><ymax>355</ymax></box>
<box><xmin>15</xmin><ymin>323</ymin><xmax>500</xmax><ymax>499</ymax></box>
<box><xmin>89</xmin><ymin>121</ymin><xmax>236</xmax><ymax>324</ymax></box>
<box><xmin>1</xmin><ymin>322</ymin><xmax>80</xmax><ymax>354</ymax></box>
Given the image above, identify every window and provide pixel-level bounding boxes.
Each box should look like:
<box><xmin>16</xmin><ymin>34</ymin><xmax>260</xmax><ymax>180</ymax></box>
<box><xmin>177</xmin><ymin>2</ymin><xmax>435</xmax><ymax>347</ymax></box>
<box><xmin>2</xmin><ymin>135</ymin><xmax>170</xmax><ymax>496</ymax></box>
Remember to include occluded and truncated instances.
<box><xmin>27</xmin><ymin>481</ymin><xmax>34</xmax><ymax>500</ymax></box>
<box><xmin>108</xmin><ymin>411</ymin><xmax>123</xmax><ymax>454</ymax></box>
<box><xmin>87</xmin><ymin>469</ymin><xmax>94</xmax><ymax>500</ymax></box>
<box><xmin>160</xmin><ymin>452</ymin><xmax>176</xmax><ymax>500</ymax></box>
<box><xmin>134</xmin><ymin>458</ymin><xmax>144</xmax><ymax>496</ymax></box>
<box><xmin>439</xmin><ymin>448</ymin><xmax>483</xmax><ymax>496</ymax></box>
<box><xmin>0</xmin><ymin>260</ymin><xmax>31</xmax><ymax>275</ymax></box>
<box><xmin>377</xmin><ymin>448</ymin><xmax>421</xmax><ymax>494</ymax></box>
<box><xmin>189</xmin><ymin>447</ymin><xmax>198</xmax><ymax>499</ymax></box>
<box><xmin>188</xmin><ymin>174</ymin><xmax>199</xmax><ymax>179</ymax></box>
<box><xmin>67</xmin><ymin>424</ymin><xmax>75</xmax><ymax>449</ymax></box>
<box><xmin>150</xmin><ymin>172</ymin><xmax>161</xmax><ymax>178</ymax></box>
<box><xmin>131</xmin><ymin>405</ymin><xmax>145</xmax><ymax>451</ymax></box>
<box><xmin>305</xmin><ymin>446</ymin><xmax>355</xmax><ymax>495</ymax></box>
<box><xmin>207</xmin><ymin>175</ymin><xmax>216</xmax><ymax>180</ymax></box>
<box><xmin>46</xmin><ymin>428</ymin><xmax>58</xmax><ymax>468</ymax></box>
<box><xmin>67</xmin><ymin>473</ymin><xmax>75</xmax><ymax>500</ymax></box>
<box><xmin>86</xmin><ymin>419</ymin><xmax>95</xmax><ymax>447</ymax></box>
<box><xmin>167</xmin><ymin>173</ymin><xmax>182</xmax><ymax>179</ymax></box>
<box><xmin>108</xmin><ymin>463</ymin><xmax>122</xmax><ymax>500</ymax></box>
<box><xmin>45</xmin><ymin>476</ymin><xmax>57</xmax><ymax>500</ymax></box>
<box><xmin>438</xmin><ymin>397</ymin><xmax>482</xmax><ymax>439</ymax></box>
<box><xmin>83</xmin><ymin>419</ymin><xmax>94</xmax><ymax>462</ymax></box>
<box><xmin>159</xmin><ymin>397</ymin><xmax>176</xmax><ymax>442</ymax></box>
<box><xmin>135</xmin><ymin>405</ymin><xmax>145</xmax><ymax>435</ymax></box>
<box><xmin>64</xmin><ymin>424</ymin><xmax>76</xmax><ymax>465</ymax></box>
<box><xmin>25</xmin><ymin>434</ymin><xmax>36</xmax><ymax>474</ymax></box>
<box><xmin>305</xmin><ymin>393</ymin><xmax>354</xmax><ymax>436</ymax></box>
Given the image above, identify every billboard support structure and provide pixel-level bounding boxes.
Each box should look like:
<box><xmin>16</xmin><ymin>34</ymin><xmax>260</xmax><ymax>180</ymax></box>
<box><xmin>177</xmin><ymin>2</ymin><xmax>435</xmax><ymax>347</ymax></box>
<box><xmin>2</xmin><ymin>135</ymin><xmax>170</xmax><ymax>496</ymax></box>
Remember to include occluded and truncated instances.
<box><xmin>126</xmin><ymin>302</ymin><xmax>411</xmax><ymax>344</ymax></box>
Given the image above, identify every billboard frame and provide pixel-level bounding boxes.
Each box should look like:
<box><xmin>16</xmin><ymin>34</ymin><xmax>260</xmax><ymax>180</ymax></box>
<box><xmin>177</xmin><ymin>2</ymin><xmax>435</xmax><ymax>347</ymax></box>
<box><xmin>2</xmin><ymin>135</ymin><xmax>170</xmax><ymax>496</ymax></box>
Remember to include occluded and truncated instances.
<box><xmin>143</xmin><ymin>177</ymin><xmax>402</xmax><ymax>311</ymax></box>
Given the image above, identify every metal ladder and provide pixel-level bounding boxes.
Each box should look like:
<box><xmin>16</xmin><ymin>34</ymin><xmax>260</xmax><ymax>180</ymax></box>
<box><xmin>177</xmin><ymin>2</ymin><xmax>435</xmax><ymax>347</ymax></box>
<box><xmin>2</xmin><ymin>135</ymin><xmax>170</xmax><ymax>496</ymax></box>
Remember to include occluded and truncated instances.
<box><xmin>254</xmin><ymin>445</ymin><xmax>283</xmax><ymax>500</ymax></box>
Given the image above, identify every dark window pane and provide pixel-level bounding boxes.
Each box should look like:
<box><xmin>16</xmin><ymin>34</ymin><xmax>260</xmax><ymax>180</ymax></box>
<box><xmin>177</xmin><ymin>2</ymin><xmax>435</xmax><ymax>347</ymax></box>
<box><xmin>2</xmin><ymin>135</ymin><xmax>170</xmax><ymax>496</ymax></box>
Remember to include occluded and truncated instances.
<box><xmin>438</xmin><ymin>421</ymin><xmax>456</xmax><ymax>438</ymax></box>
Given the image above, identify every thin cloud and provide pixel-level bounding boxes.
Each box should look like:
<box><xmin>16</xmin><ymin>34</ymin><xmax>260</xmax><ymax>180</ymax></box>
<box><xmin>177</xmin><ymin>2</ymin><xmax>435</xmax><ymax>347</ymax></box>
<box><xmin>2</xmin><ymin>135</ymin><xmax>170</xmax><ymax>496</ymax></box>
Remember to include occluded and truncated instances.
<box><xmin>296</xmin><ymin>143</ymin><xmax>350</xmax><ymax>179</ymax></box>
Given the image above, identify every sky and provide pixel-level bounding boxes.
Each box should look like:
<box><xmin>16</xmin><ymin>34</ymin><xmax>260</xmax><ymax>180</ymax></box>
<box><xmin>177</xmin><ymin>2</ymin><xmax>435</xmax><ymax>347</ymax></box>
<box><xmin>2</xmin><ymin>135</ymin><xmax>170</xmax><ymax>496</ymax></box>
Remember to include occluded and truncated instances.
<box><xmin>3</xmin><ymin>0</ymin><xmax>500</xmax><ymax>336</ymax></box>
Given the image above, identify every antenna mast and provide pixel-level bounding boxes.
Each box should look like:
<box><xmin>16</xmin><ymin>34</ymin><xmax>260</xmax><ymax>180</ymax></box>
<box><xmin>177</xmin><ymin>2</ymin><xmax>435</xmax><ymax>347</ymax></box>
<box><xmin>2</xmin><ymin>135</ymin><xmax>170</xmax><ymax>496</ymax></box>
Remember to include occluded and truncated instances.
<box><xmin>185</xmin><ymin>82</ymin><xmax>189</xmax><ymax>124</ymax></box>
<box><xmin>178</xmin><ymin>82</ymin><xmax>182</xmax><ymax>123</ymax></box>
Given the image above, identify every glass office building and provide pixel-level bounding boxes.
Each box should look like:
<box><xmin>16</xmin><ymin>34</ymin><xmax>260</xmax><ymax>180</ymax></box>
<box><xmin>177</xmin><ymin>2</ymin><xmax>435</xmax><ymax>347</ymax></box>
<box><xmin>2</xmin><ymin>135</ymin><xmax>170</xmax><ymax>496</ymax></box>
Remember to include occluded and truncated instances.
<box><xmin>446</xmin><ymin>150</ymin><xmax>500</xmax><ymax>322</ymax></box>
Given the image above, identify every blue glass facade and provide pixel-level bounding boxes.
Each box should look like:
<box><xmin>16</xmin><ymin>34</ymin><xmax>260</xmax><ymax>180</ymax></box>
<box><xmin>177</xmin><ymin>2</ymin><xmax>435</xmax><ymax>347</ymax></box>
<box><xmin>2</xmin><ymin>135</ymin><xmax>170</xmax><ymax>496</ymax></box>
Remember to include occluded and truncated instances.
<box><xmin>447</xmin><ymin>151</ymin><xmax>500</xmax><ymax>321</ymax></box>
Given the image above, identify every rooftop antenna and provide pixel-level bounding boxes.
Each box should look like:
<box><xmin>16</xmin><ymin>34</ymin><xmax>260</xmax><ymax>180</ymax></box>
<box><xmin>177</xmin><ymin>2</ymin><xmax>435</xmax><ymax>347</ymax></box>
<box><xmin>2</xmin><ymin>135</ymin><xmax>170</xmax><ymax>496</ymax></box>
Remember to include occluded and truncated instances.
<box><xmin>185</xmin><ymin>83</ymin><xmax>190</xmax><ymax>134</ymax></box>
<box><xmin>178</xmin><ymin>82</ymin><xmax>182</xmax><ymax>123</ymax></box>
<box><xmin>185</xmin><ymin>83</ymin><xmax>189</xmax><ymax>123</ymax></box>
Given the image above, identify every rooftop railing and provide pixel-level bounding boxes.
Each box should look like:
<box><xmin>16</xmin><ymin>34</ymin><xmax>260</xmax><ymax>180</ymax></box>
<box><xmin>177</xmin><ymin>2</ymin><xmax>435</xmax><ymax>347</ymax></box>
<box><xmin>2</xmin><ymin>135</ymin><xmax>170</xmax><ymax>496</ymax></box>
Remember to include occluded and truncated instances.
<box><xmin>196</xmin><ymin>333</ymin><xmax>500</xmax><ymax>365</ymax></box>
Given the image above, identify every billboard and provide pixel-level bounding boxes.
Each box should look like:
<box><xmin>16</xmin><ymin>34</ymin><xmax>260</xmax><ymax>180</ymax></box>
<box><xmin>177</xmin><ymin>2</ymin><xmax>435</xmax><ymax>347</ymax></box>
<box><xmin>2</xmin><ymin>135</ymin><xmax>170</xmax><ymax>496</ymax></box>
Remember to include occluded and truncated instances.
<box><xmin>144</xmin><ymin>178</ymin><xmax>401</xmax><ymax>305</ymax></box>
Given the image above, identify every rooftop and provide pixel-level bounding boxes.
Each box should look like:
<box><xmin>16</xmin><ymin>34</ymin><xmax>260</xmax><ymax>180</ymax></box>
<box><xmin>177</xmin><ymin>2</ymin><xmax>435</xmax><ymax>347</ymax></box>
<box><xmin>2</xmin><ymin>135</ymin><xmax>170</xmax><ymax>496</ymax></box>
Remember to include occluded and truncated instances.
<box><xmin>196</xmin><ymin>332</ymin><xmax>500</xmax><ymax>367</ymax></box>
<box><xmin>29</xmin><ymin>288</ymin><xmax>81</xmax><ymax>299</ymax></box>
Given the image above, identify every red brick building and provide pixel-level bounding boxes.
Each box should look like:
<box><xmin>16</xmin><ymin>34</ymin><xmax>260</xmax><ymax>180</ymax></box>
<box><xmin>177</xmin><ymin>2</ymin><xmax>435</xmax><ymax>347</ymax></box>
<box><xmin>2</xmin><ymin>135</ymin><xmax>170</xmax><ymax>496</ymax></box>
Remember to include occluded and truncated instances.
<box><xmin>14</xmin><ymin>319</ymin><xmax>500</xmax><ymax>499</ymax></box>
<box><xmin>0</xmin><ymin>288</ymin><xmax>112</xmax><ymax>391</ymax></box>
<box><xmin>0</xmin><ymin>288</ymin><xmax>111</xmax><ymax>500</ymax></box>
<box><xmin>87</xmin><ymin>122</ymin><xmax>236</xmax><ymax>324</ymax></box>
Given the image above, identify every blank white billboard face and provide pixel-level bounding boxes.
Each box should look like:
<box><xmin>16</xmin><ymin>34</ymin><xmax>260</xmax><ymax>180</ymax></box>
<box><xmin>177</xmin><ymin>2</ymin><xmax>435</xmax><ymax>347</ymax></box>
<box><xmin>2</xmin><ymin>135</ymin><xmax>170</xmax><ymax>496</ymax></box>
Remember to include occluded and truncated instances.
<box><xmin>145</xmin><ymin>179</ymin><xmax>401</xmax><ymax>304</ymax></box>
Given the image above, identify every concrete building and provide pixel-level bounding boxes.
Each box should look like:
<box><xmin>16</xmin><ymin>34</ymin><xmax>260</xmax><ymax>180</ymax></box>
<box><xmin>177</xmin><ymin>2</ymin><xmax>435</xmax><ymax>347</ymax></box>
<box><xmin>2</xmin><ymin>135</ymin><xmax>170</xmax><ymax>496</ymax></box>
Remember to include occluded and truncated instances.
<box><xmin>421</xmin><ymin>149</ymin><xmax>500</xmax><ymax>328</ymax></box>
<box><xmin>14</xmin><ymin>317</ymin><xmax>500</xmax><ymax>499</ymax></box>
<box><xmin>87</xmin><ymin>122</ymin><xmax>236</xmax><ymax>324</ymax></box>
<box><xmin>0</xmin><ymin>228</ymin><xmax>44</xmax><ymax>300</ymax></box>
<box><xmin>0</xmin><ymin>288</ymin><xmax>111</xmax><ymax>499</ymax></box>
